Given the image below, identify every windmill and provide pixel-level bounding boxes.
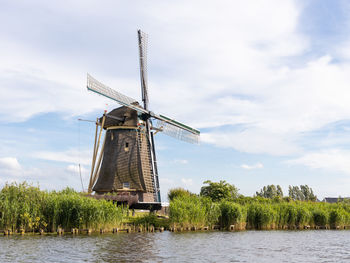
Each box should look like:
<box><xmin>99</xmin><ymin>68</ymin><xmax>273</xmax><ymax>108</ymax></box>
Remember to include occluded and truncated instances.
<box><xmin>86</xmin><ymin>30</ymin><xmax>200</xmax><ymax>209</ymax></box>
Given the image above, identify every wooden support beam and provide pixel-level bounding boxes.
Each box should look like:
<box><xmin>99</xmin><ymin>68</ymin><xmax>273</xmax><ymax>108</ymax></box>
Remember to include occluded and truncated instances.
<box><xmin>90</xmin><ymin>133</ymin><xmax>107</xmax><ymax>188</ymax></box>
<box><xmin>88</xmin><ymin>118</ymin><xmax>99</xmax><ymax>193</ymax></box>
<box><xmin>106</xmin><ymin>126</ymin><xmax>138</xmax><ymax>130</ymax></box>
<box><xmin>88</xmin><ymin>115</ymin><xmax>106</xmax><ymax>193</ymax></box>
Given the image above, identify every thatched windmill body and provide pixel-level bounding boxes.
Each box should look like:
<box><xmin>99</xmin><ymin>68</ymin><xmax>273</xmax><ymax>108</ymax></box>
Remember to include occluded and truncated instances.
<box><xmin>87</xmin><ymin>30</ymin><xmax>200</xmax><ymax>208</ymax></box>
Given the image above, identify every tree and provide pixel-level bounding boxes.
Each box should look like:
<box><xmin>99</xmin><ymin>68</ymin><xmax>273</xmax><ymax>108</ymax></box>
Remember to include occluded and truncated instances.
<box><xmin>277</xmin><ymin>185</ymin><xmax>283</xmax><ymax>197</ymax></box>
<box><xmin>168</xmin><ymin>187</ymin><xmax>193</xmax><ymax>201</ymax></box>
<box><xmin>288</xmin><ymin>185</ymin><xmax>316</xmax><ymax>201</ymax></box>
<box><xmin>288</xmin><ymin>186</ymin><xmax>302</xmax><ymax>200</ymax></box>
<box><xmin>256</xmin><ymin>185</ymin><xmax>283</xmax><ymax>199</ymax></box>
<box><xmin>200</xmin><ymin>180</ymin><xmax>239</xmax><ymax>202</ymax></box>
<box><xmin>289</xmin><ymin>186</ymin><xmax>304</xmax><ymax>200</ymax></box>
<box><xmin>300</xmin><ymin>185</ymin><xmax>317</xmax><ymax>201</ymax></box>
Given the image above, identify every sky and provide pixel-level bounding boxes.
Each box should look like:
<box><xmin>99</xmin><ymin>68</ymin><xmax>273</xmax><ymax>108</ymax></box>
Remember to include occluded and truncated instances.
<box><xmin>1</xmin><ymin>0</ymin><xmax>350</xmax><ymax>201</ymax></box>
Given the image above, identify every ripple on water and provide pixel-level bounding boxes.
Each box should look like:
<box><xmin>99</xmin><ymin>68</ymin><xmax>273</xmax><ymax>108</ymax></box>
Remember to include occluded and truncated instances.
<box><xmin>1</xmin><ymin>231</ymin><xmax>350</xmax><ymax>262</ymax></box>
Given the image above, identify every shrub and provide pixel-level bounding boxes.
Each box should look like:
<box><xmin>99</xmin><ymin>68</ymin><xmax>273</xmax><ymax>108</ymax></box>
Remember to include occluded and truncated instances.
<box><xmin>200</xmin><ymin>180</ymin><xmax>239</xmax><ymax>202</ymax></box>
<box><xmin>168</xmin><ymin>188</ymin><xmax>193</xmax><ymax>201</ymax></box>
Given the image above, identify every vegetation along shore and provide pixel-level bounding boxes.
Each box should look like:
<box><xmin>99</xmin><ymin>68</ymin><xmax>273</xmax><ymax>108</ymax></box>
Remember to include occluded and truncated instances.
<box><xmin>0</xmin><ymin>181</ymin><xmax>350</xmax><ymax>235</ymax></box>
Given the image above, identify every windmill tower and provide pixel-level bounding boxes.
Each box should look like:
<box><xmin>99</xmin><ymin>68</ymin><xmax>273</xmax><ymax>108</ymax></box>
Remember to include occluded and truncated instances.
<box><xmin>87</xmin><ymin>30</ymin><xmax>200</xmax><ymax>208</ymax></box>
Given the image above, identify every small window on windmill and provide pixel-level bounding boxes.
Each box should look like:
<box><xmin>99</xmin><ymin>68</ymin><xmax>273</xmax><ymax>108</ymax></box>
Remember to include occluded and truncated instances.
<box><xmin>125</xmin><ymin>142</ymin><xmax>129</xmax><ymax>152</ymax></box>
<box><xmin>123</xmin><ymin>182</ymin><xmax>130</xmax><ymax>189</ymax></box>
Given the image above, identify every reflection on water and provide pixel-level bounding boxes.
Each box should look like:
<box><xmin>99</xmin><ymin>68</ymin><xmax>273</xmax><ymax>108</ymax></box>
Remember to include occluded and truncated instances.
<box><xmin>1</xmin><ymin>231</ymin><xmax>350</xmax><ymax>262</ymax></box>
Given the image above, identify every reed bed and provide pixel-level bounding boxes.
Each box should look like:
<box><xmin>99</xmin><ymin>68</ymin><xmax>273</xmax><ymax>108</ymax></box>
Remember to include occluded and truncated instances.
<box><xmin>0</xmin><ymin>182</ymin><xmax>126</xmax><ymax>233</ymax></box>
<box><xmin>168</xmin><ymin>195</ymin><xmax>350</xmax><ymax>230</ymax></box>
<box><xmin>128</xmin><ymin>213</ymin><xmax>169</xmax><ymax>229</ymax></box>
<box><xmin>3</xmin><ymin>182</ymin><xmax>350</xmax><ymax>233</ymax></box>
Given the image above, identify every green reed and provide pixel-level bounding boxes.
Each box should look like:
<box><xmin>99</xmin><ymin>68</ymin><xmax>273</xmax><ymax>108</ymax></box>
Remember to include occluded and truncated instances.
<box><xmin>168</xmin><ymin>194</ymin><xmax>350</xmax><ymax>230</ymax></box>
<box><xmin>0</xmin><ymin>182</ymin><xmax>126</xmax><ymax>232</ymax></box>
<box><xmin>169</xmin><ymin>195</ymin><xmax>208</xmax><ymax>228</ymax></box>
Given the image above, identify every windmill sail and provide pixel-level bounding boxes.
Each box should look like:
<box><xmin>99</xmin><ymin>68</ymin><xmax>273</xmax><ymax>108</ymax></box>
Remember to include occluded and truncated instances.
<box><xmin>87</xmin><ymin>74</ymin><xmax>148</xmax><ymax>114</ymax></box>
<box><xmin>138</xmin><ymin>30</ymin><xmax>149</xmax><ymax>110</ymax></box>
<box><xmin>153</xmin><ymin>114</ymin><xmax>200</xmax><ymax>144</ymax></box>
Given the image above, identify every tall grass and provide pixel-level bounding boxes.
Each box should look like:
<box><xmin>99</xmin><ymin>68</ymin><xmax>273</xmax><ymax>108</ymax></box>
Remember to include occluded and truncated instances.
<box><xmin>219</xmin><ymin>201</ymin><xmax>245</xmax><ymax>229</ymax></box>
<box><xmin>129</xmin><ymin>213</ymin><xmax>169</xmax><ymax>229</ymax></box>
<box><xmin>169</xmin><ymin>195</ymin><xmax>207</xmax><ymax>228</ymax></box>
<box><xmin>0</xmin><ymin>182</ymin><xmax>126</xmax><ymax>232</ymax></box>
<box><xmin>168</xmin><ymin>194</ymin><xmax>350</xmax><ymax>230</ymax></box>
<box><xmin>3</xmin><ymin>182</ymin><xmax>350</xmax><ymax>232</ymax></box>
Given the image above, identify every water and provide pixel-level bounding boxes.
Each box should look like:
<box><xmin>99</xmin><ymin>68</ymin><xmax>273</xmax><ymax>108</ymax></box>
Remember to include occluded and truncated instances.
<box><xmin>1</xmin><ymin>231</ymin><xmax>350</xmax><ymax>262</ymax></box>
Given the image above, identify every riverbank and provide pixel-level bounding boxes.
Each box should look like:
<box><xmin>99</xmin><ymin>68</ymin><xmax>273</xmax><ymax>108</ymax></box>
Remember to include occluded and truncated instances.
<box><xmin>168</xmin><ymin>194</ymin><xmax>350</xmax><ymax>231</ymax></box>
<box><xmin>2</xmin><ymin>223</ymin><xmax>350</xmax><ymax>237</ymax></box>
<box><xmin>1</xmin><ymin>182</ymin><xmax>350</xmax><ymax>234</ymax></box>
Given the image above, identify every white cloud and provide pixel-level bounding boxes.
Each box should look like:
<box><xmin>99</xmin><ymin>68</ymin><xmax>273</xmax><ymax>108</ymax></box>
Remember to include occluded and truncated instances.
<box><xmin>287</xmin><ymin>149</ymin><xmax>350</xmax><ymax>175</ymax></box>
<box><xmin>241</xmin><ymin>162</ymin><xmax>264</xmax><ymax>170</ymax></box>
<box><xmin>0</xmin><ymin>1</ymin><xmax>306</xmax><ymax>129</ymax></box>
<box><xmin>34</xmin><ymin>148</ymin><xmax>92</xmax><ymax>165</ymax></box>
<box><xmin>0</xmin><ymin>34</ymin><xmax>141</xmax><ymax>123</ymax></box>
<box><xmin>201</xmin><ymin>130</ymin><xmax>301</xmax><ymax>156</ymax></box>
<box><xmin>0</xmin><ymin>159</ymin><xmax>89</xmax><ymax>191</ymax></box>
<box><xmin>199</xmin><ymin>54</ymin><xmax>350</xmax><ymax>155</ymax></box>
<box><xmin>0</xmin><ymin>157</ymin><xmax>21</xmax><ymax>170</ymax></box>
<box><xmin>181</xmin><ymin>178</ymin><xmax>193</xmax><ymax>187</ymax></box>
<box><xmin>0</xmin><ymin>157</ymin><xmax>25</xmax><ymax>181</ymax></box>
<box><xmin>159</xmin><ymin>177</ymin><xmax>174</xmax><ymax>185</ymax></box>
<box><xmin>0</xmin><ymin>157</ymin><xmax>45</xmax><ymax>185</ymax></box>
<box><xmin>173</xmin><ymin>159</ymin><xmax>188</xmax><ymax>165</ymax></box>
<box><xmin>66</xmin><ymin>164</ymin><xmax>88</xmax><ymax>174</ymax></box>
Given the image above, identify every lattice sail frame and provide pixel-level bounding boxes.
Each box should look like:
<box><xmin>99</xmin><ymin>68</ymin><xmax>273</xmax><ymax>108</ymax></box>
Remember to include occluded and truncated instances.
<box><xmin>87</xmin><ymin>74</ymin><xmax>147</xmax><ymax>114</ymax></box>
<box><xmin>138</xmin><ymin>30</ymin><xmax>149</xmax><ymax>109</ymax></box>
<box><xmin>153</xmin><ymin>118</ymin><xmax>200</xmax><ymax>144</ymax></box>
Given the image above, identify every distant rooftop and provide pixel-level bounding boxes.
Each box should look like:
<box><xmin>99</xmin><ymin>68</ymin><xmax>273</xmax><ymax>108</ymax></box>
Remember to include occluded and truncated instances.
<box><xmin>323</xmin><ymin>197</ymin><xmax>350</xmax><ymax>203</ymax></box>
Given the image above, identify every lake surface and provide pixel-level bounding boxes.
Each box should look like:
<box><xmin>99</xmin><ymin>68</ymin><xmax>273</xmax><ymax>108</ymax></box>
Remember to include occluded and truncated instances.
<box><xmin>1</xmin><ymin>230</ymin><xmax>350</xmax><ymax>262</ymax></box>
